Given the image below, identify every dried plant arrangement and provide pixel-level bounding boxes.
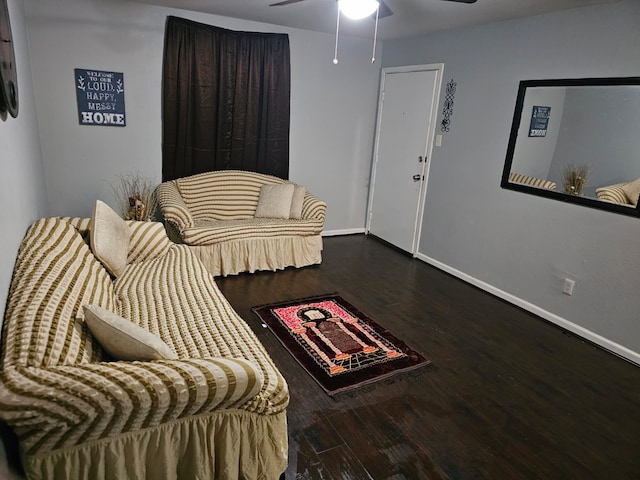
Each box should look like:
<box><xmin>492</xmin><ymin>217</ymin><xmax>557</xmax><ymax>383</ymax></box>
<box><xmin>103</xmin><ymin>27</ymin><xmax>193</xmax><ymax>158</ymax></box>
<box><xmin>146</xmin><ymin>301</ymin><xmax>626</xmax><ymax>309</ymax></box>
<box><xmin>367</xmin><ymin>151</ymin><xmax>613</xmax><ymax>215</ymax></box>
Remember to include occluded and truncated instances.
<box><xmin>562</xmin><ymin>164</ymin><xmax>590</xmax><ymax>196</ymax></box>
<box><xmin>111</xmin><ymin>172</ymin><xmax>158</xmax><ymax>221</ymax></box>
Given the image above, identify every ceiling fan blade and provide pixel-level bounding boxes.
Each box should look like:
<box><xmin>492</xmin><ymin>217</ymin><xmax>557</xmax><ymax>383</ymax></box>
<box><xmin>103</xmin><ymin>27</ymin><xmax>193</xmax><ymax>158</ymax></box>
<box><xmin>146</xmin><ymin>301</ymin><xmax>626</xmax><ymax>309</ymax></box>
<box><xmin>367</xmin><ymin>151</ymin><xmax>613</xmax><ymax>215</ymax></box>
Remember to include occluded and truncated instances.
<box><xmin>378</xmin><ymin>0</ymin><xmax>393</xmax><ymax>18</ymax></box>
<box><xmin>441</xmin><ymin>0</ymin><xmax>477</xmax><ymax>3</ymax></box>
<box><xmin>269</xmin><ymin>0</ymin><xmax>307</xmax><ymax>6</ymax></box>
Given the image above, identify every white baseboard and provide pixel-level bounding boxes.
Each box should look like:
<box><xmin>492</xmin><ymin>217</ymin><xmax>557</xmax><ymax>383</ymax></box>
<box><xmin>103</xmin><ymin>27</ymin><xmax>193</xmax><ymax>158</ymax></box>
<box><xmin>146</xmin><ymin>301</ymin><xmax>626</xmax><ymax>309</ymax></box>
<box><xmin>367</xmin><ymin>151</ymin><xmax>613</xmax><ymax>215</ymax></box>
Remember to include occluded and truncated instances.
<box><xmin>415</xmin><ymin>252</ymin><xmax>640</xmax><ymax>366</ymax></box>
<box><xmin>322</xmin><ymin>228</ymin><xmax>366</xmax><ymax>237</ymax></box>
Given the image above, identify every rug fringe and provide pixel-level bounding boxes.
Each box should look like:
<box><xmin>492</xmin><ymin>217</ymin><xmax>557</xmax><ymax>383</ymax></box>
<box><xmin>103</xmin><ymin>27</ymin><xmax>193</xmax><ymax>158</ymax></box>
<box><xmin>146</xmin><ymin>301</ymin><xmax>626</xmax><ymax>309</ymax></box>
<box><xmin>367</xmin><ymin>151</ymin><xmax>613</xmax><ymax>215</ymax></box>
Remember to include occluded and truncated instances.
<box><xmin>330</xmin><ymin>364</ymin><xmax>435</xmax><ymax>401</ymax></box>
<box><xmin>250</xmin><ymin>292</ymin><xmax>339</xmax><ymax>312</ymax></box>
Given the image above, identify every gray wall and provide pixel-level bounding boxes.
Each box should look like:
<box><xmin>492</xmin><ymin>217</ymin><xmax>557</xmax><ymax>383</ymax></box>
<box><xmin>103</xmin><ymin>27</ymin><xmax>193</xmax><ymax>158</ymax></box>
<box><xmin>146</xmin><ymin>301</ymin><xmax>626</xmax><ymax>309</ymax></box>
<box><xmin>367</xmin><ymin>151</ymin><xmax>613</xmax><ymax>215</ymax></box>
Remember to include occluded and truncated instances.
<box><xmin>0</xmin><ymin>0</ymin><xmax>48</xmax><ymax>324</ymax></box>
<box><xmin>25</xmin><ymin>0</ymin><xmax>381</xmax><ymax>234</ymax></box>
<box><xmin>382</xmin><ymin>0</ymin><xmax>640</xmax><ymax>361</ymax></box>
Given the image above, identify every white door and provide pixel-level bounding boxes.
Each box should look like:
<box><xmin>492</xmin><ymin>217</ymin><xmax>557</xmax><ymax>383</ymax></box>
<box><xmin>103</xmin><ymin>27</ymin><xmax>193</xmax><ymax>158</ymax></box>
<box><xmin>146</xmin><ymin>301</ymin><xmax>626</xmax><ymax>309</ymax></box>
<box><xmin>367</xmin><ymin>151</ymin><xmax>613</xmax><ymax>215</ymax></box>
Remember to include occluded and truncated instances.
<box><xmin>368</xmin><ymin>65</ymin><xmax>442</xmax><ymax>254</ymax></box>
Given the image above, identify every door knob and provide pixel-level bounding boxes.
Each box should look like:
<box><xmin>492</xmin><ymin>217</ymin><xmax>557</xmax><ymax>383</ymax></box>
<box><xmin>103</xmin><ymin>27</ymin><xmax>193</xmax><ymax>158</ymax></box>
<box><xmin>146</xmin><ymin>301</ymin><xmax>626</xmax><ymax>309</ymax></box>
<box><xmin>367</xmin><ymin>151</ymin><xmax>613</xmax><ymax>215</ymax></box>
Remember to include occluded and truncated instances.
<box><xmin>412</xmin><ymin>174</ymin><xmax>422</xmax><ymax>182</ymax></box>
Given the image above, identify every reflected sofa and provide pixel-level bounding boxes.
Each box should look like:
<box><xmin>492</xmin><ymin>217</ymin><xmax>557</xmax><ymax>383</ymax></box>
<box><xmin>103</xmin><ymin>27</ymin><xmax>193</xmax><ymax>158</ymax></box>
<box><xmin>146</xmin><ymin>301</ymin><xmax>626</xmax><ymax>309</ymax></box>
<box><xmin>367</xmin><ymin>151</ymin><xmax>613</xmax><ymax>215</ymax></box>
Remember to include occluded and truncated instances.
<box><xmin>0</xmin><ymin>215</ymin><xmax>289</xmax><ymax>479</ymax></box>
<box><xmin>156</xmin><ymin>170</ymin><xmax>326</xmax><ymax>277</ymax></box>
<box><xmin>509</xmin><ymin>172</ymin><xmax>557</xmax><ymax>190</ymax></box>
<box><xmin>595</xmin><ymin>178</ymin><xmax>640</xmax><ymax>206</ymax></box>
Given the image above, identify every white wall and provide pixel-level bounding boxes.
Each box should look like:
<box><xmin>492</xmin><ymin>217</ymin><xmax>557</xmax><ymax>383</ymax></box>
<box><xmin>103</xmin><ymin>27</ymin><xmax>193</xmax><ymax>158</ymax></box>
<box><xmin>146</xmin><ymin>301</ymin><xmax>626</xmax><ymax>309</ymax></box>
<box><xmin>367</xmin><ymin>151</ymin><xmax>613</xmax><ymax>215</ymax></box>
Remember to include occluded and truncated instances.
<box><xmin>0</xmin><ymin>0</ymin><xmax>48</xmax><ymax>322</ymax></box>
<box><xmin>25</xmin><ymin>0</ymin><xmax>381</xmax><ymax>233</ymax></box>
<box><xmin>382</xmin><ymin>0</ymin><xmax>640</xmax><ymax>362</ymax></box>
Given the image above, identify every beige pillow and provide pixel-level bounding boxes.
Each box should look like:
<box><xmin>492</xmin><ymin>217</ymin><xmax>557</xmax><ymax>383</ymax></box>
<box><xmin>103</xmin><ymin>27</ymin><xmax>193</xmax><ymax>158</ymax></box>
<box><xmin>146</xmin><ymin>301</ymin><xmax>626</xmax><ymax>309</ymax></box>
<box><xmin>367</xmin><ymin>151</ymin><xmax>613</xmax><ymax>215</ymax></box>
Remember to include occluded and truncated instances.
<box><xmin>83</xmin><ymin>305</ymin><xmax>177</xmax><ymax>361</ymax></box>
<box><xmin>621</xmin><ymin>178</ymin><xmax>640</xmax><ymax>206</ymax></box>
<box><xmin>290</xmin><ymin>185</ymin><xmax>306</xmax><ymax>220</ymax></box>
<box><xmin>90</xmin><ymin>200</ymin><xmax>130</xmax><ymax>277</ymax></box>
<box><xmin>254</xmin><ymin>183</ymin><xmax>295</xmax><ymax>219</ymax></box>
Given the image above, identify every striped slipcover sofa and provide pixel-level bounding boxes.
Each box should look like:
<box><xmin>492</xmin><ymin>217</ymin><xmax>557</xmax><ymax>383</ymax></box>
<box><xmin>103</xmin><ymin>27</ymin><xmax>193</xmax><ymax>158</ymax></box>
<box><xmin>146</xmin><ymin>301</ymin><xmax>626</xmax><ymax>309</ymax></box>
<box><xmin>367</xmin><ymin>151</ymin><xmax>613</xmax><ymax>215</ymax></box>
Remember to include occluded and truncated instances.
<box><xmin>156</xmin><ymin>170</ymin><xmax>326</xmax><ymax>276</ymax></box>
<box><xmin>595</xmin><ymin>179</ymin><xmax>640</xmax><ymax>206</ymax></box>
<box><xmin>0</xmin><ymin>216</ymin><xmax>289</xmax><ymax>479</ymax></box>
<box><xmin>509</xmin><ymin>172</ymin><xmax>557</xmax><ymax>190</ymax></box>
<box><xmin>596</xmin><ymin>181</ymin><xmax>631</xmax><ymax>204</ymax></box>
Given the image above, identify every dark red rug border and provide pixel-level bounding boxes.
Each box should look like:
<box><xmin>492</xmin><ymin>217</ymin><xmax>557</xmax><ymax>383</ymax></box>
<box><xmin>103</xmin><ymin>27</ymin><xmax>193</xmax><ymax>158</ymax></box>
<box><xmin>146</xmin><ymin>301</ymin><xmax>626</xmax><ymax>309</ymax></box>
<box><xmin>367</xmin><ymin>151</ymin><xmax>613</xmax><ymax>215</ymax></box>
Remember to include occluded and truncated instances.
<box><xmin>251</xmin><ymin>293</ymin><xmax>431</xmax><ymax>396</ymax></box>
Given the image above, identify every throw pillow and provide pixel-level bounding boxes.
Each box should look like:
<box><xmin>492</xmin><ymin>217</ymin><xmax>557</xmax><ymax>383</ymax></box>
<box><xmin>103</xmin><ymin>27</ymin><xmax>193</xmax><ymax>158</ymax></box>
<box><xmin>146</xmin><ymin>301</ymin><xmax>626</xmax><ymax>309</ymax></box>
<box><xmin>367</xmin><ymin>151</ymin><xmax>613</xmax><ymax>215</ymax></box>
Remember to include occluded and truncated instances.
<box><xmin>254</xmin><ymin>183</ymin><xmax>295</xmax><ymax>219</ymax></box>
<box><xmin>90</xmin><ymin>200</ymin><xmax>130</xmax><ymax>277</ymax></box>
<box><xmin>290</xmin><ymin>185</ymin><xmax>306</xmax><ymax>220</ymax></box>
<box><xmin>621</xmin><ymin>178</ymin><xmax>640</xmax><ymax>206</ymax></box>
<box><xmin>83</xmin><ymin>304</ymin><xmax>177</xmax><ymax>361</ymax></box>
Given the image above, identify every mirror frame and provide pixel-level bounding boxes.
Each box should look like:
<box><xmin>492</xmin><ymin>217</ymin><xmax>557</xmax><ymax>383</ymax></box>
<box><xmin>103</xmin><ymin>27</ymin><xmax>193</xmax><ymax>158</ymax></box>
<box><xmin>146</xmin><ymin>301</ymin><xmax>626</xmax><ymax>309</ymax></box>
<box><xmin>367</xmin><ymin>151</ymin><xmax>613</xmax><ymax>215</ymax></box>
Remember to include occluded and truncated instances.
<box><xmin>501</xmin><ymin>76</ymin><xmax>640</xmax><ymax>218</ymax></box>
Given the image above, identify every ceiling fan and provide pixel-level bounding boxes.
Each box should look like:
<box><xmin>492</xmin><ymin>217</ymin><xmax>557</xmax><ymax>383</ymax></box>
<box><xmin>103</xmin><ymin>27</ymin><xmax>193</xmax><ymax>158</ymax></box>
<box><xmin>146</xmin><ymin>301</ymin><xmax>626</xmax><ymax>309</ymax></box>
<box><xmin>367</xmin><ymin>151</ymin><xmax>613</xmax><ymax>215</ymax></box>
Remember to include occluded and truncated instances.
<box><xmin>269</xmin><ymin>0</ymin><xmax>478</xmax><ymax>19</ymax></box>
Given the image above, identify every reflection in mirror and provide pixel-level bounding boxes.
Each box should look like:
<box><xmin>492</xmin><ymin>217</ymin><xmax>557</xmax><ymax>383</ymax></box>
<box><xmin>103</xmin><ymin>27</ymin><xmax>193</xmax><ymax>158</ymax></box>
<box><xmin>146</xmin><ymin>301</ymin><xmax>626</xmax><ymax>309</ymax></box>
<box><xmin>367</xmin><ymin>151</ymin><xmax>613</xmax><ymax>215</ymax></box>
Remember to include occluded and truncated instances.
<box><xmin>501</xmin><ymin>77</ymin><xmax>640</xmax><ymax>217</ymax></box>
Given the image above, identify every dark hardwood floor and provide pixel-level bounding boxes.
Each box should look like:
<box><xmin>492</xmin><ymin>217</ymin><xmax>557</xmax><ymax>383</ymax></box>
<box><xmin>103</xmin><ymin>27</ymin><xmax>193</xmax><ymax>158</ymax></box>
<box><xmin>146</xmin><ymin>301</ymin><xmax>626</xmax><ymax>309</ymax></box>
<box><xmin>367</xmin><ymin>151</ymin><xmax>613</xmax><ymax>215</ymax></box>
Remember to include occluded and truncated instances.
<box><xmin>216</xmin><ymin>234</ymin><xmax>640</xmax><ymax>480</ymax></box>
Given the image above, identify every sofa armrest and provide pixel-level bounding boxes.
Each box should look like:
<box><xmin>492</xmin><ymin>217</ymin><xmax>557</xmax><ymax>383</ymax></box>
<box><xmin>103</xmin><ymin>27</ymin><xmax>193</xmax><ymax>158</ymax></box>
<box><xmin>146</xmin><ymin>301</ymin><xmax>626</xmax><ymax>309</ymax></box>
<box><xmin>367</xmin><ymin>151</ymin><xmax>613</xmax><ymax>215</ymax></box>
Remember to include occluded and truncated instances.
<box><xmin>156</xmin><ymin>182</ymin><xmax>194</xmax><ymax>233</ymax></box>
<box><xmin>301</xmin><ymin>192</ymin><xmax>327</xmax><ymax>223</ymax></box>
<box><xmin>126</xmin><ymin>221</ymin><xmax>173</xmax><ymax>263</ymax></box>
<box><xmin>1</xmin><ymin>357</ymin><xmax>263</xmax><ymax>454</ymax></box>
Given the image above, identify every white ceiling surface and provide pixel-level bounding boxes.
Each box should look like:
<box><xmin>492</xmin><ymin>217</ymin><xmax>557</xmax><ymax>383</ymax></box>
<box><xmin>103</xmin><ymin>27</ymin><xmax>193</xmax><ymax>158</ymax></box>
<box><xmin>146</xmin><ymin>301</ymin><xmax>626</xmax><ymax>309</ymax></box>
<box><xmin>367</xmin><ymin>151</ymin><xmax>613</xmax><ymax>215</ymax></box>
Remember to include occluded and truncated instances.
<box><xmin>132</xmin><ymin>0</ymin><xmax>619</xmax><ymax>39</ymax></box>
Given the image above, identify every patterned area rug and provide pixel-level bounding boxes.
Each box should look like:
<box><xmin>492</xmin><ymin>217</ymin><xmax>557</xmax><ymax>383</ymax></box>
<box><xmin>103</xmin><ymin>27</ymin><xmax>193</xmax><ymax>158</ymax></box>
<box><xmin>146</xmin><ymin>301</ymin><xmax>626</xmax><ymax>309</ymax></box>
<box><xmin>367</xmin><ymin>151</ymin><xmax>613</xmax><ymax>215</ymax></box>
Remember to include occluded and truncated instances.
<box><xmin>251</xmin><ymin>294</ymin><xmax>431</xmax><ymax>396</ymax></box>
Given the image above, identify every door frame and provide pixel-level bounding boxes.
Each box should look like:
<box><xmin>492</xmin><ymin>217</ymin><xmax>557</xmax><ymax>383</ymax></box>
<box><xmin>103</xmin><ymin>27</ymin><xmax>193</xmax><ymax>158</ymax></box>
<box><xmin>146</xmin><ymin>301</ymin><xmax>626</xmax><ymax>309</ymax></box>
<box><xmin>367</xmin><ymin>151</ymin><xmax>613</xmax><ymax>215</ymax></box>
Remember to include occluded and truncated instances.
<box><xmin>366</xmin><ymin>63</ymin><xmax>445</xmax><ymax>255</ymax></box>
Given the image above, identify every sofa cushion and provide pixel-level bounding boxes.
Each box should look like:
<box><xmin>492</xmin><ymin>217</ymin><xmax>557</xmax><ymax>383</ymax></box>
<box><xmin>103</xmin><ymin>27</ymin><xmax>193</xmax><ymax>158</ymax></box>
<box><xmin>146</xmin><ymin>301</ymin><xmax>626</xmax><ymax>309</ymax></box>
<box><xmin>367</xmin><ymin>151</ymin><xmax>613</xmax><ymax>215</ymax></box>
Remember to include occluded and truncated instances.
<box><xmin>255</xmin><ymin>183</ymin><xmax>295</xmax><ymax>219</ymax></box>
<box><xmin>83</xmin><ymin>304</ymin><xmax>177</xmax><ymax>361</ymax></box>
<box><xmin>182</xmin><ymin>217</ymin><xmax>325</xmax><ymax>245</ymax></box>
<box><xmin>621</xmin><ymin>178</ymin><xmax>640</xmax><ymax>206</ymax></box>
<box><xmin>290</xmin><ymin>185</ymin><xmax>306</xmax><ymax>220</ymax></box>
<box><xmin>90</xmin><ymin>200</ymin><xmax>130</xmax><ymax>277</ymax></box>
<box><xmin>114</xmin><ymin>244</ymin><xmax>289</xmax><ymax>415</ymax></box>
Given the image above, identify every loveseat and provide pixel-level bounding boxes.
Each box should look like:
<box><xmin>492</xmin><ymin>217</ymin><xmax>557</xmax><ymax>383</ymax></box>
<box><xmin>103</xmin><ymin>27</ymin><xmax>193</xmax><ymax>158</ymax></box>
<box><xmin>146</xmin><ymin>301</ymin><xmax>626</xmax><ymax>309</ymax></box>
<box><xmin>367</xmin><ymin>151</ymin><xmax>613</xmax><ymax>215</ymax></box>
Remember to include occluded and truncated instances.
<box><xmin>508</xmin><ymin>172</ymin><xmax>557</xmax><ymax>190</ymax></box>
<box><xmin>595</xmin><ymin>178</ymin><xmax>640</xmax><ymax>206</ymax></box>
<box><xmin>0</xmin><ymin>206</ymin><xmax>289</xmax><ymax>479</ymax></box>
<box><xmin>156</xmin><ymin>170</ymin><xmax>326</xmax><ymax>276</ymax></box>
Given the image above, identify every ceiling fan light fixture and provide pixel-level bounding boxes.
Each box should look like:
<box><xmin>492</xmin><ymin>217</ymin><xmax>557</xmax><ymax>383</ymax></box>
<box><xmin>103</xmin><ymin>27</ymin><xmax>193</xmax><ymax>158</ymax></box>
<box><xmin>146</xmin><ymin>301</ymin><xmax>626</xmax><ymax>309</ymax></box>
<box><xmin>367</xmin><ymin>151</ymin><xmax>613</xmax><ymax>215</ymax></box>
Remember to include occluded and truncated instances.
<box><xmin>338</xmin><ymin>0</ymin><xmax>379</xmax><ymax>20</ymax></box>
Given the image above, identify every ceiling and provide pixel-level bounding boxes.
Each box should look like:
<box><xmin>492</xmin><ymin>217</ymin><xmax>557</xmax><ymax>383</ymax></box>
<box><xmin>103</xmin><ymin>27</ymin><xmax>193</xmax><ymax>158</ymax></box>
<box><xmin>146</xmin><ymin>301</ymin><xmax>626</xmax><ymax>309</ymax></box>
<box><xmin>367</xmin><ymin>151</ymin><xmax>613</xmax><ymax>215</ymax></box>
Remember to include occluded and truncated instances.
<box><xmin>132</xmin><ymin>0</ymin><xmax>618</xmax><ymax>40</ymax></box>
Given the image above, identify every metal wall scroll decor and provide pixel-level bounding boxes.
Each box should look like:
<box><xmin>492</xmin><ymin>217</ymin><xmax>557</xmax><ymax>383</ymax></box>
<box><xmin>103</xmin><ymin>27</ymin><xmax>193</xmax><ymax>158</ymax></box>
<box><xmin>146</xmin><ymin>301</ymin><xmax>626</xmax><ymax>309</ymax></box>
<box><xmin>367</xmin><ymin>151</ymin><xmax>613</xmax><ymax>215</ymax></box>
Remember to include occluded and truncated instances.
<box><xmin>441</xmin><ymin>78</ymin><xmax>457</xmax><ymax>133</ymax></box>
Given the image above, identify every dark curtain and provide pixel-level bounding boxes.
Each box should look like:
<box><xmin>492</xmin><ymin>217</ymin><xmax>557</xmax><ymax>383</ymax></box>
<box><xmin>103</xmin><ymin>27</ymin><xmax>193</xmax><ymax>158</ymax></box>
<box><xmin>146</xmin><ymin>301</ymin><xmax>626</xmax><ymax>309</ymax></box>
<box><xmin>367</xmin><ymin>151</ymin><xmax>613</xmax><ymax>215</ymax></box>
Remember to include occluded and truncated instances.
<box><xmin>162</xmin><ymin>16</ymin><xmax>290</xmax><ymax>181</ymax></box>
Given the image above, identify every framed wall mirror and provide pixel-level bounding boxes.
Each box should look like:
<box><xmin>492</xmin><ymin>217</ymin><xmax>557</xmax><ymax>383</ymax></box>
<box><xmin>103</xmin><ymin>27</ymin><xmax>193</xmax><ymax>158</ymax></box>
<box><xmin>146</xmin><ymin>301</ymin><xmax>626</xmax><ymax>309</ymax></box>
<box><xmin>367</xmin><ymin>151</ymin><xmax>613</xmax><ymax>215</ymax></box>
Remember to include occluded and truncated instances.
<box><xmin>501</xmin><ymin>77</ymin><xmax>640</xmax><ymax>217</ymax></box>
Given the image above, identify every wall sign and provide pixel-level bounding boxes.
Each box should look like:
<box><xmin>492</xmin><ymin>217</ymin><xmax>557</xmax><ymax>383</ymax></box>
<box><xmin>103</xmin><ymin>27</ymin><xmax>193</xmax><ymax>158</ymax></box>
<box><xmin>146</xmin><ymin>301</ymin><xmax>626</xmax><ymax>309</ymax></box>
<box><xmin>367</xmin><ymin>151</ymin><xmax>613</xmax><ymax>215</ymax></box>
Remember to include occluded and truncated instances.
<box><xmin>75</xmin><ymin>68</ymin><xmax>126</xmax><ymax>127</ymax></box>
<box><xmin>528</xmin><ymin>105</ymin><xmax>550</xmax><ymax>137</ymax></box>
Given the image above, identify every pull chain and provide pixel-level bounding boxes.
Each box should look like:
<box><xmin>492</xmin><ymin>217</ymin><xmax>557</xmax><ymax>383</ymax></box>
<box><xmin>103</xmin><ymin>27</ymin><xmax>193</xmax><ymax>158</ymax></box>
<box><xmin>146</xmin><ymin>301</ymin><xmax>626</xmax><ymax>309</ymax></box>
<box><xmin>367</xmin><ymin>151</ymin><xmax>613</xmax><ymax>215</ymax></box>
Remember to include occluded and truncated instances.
<box><xmin>372</xmin><ymin>5</ymin><xmax>379</xmax><ymax>63</ymax></box>
<box><xmin>333</xmin><ymin>5</ymin><xmax>341</xmax><ymax>64</ymax></box>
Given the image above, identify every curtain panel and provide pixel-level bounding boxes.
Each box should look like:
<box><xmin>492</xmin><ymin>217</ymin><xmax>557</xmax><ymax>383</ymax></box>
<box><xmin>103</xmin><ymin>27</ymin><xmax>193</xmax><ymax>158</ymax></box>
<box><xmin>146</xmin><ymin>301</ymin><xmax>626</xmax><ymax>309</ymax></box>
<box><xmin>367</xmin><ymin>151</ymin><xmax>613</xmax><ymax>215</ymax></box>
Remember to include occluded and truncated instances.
<box><xmin>162</xmin><ymin>16</ymin><xmax>290</xmax><ymax>181</ymax></box>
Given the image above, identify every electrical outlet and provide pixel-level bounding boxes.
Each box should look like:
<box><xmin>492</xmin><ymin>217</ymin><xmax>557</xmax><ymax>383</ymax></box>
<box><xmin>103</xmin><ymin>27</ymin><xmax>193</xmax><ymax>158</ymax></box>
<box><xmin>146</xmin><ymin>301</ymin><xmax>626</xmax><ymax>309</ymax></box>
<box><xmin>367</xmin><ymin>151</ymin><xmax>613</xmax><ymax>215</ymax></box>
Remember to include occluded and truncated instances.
<box><xmin>562</xmin><ymin>278</ymin><xmax>575</xmax><ymax>296</ymax></box>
